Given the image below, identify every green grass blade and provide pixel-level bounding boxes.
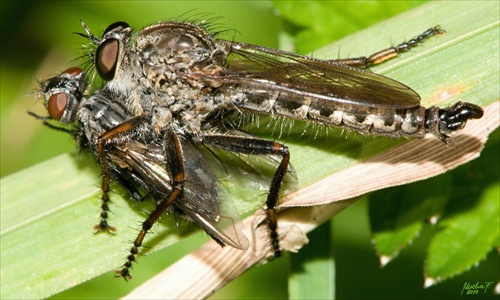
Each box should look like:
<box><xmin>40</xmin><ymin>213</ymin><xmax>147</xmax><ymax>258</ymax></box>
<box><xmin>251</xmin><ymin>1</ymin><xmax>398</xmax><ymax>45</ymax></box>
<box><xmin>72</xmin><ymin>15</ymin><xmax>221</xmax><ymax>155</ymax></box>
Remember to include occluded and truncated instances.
<box><xmin>0</xmin><ymin>154</ymin><xmax>198</xmax><ymax>299</ymax></box>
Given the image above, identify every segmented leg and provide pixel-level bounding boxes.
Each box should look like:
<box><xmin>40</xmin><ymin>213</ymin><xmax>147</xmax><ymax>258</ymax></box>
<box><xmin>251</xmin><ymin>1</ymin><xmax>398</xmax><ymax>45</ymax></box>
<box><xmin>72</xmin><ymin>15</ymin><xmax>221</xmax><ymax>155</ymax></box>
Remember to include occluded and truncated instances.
<box><xmin>94</xmin><ymin>115</ymin><xmax>150</xmax><ymax>233</ymax></box>
<box><xmin>333</xmin><ymin>26</ymin><xmax>445</xmax><ymax>68</ymax></box>
<box><xmin>116</xmin><ymin>129</ymin><xmax>185</xmax><ymax>280</ymax></box>
<box><xmin>200</xmin><ymin>134</ymin><xmax>290</xmax><ymax>258</ymax></box>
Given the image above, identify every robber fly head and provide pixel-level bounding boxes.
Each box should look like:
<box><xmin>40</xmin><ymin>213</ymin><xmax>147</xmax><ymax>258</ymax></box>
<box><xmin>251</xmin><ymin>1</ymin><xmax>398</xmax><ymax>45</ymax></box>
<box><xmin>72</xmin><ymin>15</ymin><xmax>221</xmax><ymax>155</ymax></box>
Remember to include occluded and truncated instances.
<box><xmin>40</xmin><ymin>67</ymin><xmax>88</xmax><ymax>124</ymax></box>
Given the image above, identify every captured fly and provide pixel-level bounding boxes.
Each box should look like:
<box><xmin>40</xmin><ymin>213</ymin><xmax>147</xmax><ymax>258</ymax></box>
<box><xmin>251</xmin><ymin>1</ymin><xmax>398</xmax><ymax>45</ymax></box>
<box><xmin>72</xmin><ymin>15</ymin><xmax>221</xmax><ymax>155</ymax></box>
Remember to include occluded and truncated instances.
<box><xmin>32</xmin><ymin>68</ymin><xmax>291</xmax><ymax>279</ymax></box>
<box><xmin>35</xmin><ymin>19</ymin><xmax>483</xmax><ymax>279</ymax></box>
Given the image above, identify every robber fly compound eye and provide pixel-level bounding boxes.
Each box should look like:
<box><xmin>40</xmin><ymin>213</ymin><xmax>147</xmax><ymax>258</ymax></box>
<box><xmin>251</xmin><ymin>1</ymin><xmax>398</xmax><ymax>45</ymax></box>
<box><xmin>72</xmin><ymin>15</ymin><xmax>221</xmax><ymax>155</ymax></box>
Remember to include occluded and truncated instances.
<box><xmin>94</xmin><ymin>22</ymin><xmax>130</xmax><ymax>81</ymax></box>
<box><xmin>103</xmin><ymin>21</ymin><xmax>130</xmax><ymax>36</ymax></box>
<box><xmin>95</xmin><ymin>38</ymin><xmax>120</xmax><ymax>81</ymax></box>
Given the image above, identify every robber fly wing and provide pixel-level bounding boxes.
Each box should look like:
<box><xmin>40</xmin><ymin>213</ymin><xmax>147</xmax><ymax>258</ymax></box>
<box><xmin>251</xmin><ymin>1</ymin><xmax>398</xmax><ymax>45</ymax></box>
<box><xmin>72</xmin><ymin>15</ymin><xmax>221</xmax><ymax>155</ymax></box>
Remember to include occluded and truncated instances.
<box><xmin>173</xmin><ymin>133</ymin><xmax>298</xmax><ymax>250</ymax></box>
<box><xmin>213</xmin><ymin>41</ymin><xmax>420</xmax><ymax>109</ymax></box>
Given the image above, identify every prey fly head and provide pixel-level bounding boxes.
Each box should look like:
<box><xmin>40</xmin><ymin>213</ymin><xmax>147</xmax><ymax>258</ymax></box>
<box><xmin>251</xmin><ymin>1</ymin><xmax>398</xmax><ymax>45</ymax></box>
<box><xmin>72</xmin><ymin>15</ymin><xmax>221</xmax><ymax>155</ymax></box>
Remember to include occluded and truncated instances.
<box><xmin>29</xmin><ymin>67</ymin><xmax>88</xmax><ymax>133</ymax></box>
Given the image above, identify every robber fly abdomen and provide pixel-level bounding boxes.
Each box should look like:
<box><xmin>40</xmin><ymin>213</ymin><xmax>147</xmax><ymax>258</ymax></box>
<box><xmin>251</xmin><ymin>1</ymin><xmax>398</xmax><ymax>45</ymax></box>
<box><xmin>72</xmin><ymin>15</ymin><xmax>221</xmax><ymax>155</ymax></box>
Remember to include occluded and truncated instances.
<box><xmin>227</xmin><ymin>87</ymin><xmax>483</xmax><ymax>141</ymax></box>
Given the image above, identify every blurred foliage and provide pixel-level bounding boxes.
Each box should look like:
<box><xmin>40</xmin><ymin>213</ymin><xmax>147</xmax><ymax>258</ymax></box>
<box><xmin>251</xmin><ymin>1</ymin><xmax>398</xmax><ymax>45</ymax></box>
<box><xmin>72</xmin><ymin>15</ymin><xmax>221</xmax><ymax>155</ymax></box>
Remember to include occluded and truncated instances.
<box><xmin>274</xmin><ymin>0</ymin><xmax>424</xmax><ymax>53</ymax></box>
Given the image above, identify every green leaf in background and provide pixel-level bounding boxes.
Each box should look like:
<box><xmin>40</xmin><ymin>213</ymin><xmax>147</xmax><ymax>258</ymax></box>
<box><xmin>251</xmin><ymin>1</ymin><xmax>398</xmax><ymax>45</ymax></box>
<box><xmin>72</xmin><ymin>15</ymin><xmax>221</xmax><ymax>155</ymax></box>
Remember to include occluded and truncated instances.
<box><xmin>272</xmin><ymin>1</ymin><xmax>423</xmax><ymax>53</ymax></box>
<box><xmin>369</xmin><ymin>174</ymin><xmax>452</xmax><ymax>263</ymax></box>
<box><xmin>425</xmin><ymin>130</ymin><xmax>500</xmax><ymax>285</ymax></box>
<box><xmin>426</xmin><ymin>184</ymin><xmax>500</xmax><ymax>286</ymax></box>
<box><xmin>368</xmin><ymin>128</ymin><xmax>499</xmax><ymax>285</ymax></box>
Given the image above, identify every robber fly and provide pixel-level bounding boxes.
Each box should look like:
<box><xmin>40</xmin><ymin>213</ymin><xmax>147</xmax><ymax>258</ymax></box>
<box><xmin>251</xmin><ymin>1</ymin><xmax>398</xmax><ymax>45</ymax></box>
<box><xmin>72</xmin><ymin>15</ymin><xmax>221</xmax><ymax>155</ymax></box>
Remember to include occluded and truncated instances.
<box><xmin>73</xmin><ymin>19</ymin><xmax>483</xmax><ymax>278</ymax></box>
<box><xmin>35</xmin><ymin>18</ymin><xmax>483</xmax><ymax>279</ymax></box>
<box><xmin>33</xmin><ymin>68</ymin><xmax>295</xmax><ymax>279</ymax></box>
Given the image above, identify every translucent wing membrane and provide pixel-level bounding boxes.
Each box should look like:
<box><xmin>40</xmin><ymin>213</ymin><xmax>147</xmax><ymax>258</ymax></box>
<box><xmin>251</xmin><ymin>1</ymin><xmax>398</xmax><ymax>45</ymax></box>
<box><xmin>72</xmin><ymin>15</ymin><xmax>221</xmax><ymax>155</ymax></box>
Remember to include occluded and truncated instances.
<box><xmin>109</xmin><ymin>137</ymin><xmax>297</xmax><ymax>251</ymax></box>
<box><xmin>217</xmin><ymin>42</ymin><xmax>421</xmax><ymax>109</ymax></box>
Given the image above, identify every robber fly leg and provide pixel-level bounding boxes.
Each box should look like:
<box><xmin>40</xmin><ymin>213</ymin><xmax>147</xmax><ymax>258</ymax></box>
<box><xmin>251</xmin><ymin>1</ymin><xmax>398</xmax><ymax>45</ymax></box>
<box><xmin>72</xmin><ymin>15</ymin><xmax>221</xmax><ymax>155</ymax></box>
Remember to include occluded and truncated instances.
<box><xmin>200</xmin><ymin>134</ymin><xmax>290</xmax><ymax>258</ymax></box>
<box><xmin>93</xmin><ymin>114</ymin><xmax>150</xmax><ymax>233</ymax></box>
<box><xmin>333</xmin><ymin>26</ymin><xmax>445</xmax><ymax>68</ymax></box>
<box><xmin>116</xmin><ymin>129</ymin><xmax>185</xmax><ymax>281</ymax></box>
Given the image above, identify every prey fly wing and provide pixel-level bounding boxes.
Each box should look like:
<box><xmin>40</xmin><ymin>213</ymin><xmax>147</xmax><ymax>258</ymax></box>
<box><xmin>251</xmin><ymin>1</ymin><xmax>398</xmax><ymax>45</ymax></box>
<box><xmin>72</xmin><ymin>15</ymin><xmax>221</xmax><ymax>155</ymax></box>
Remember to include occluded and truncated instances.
<box><xmin>109</xmin><ymin>136</ymin><xmax>297</xmax><ymax>251</ymax></box>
